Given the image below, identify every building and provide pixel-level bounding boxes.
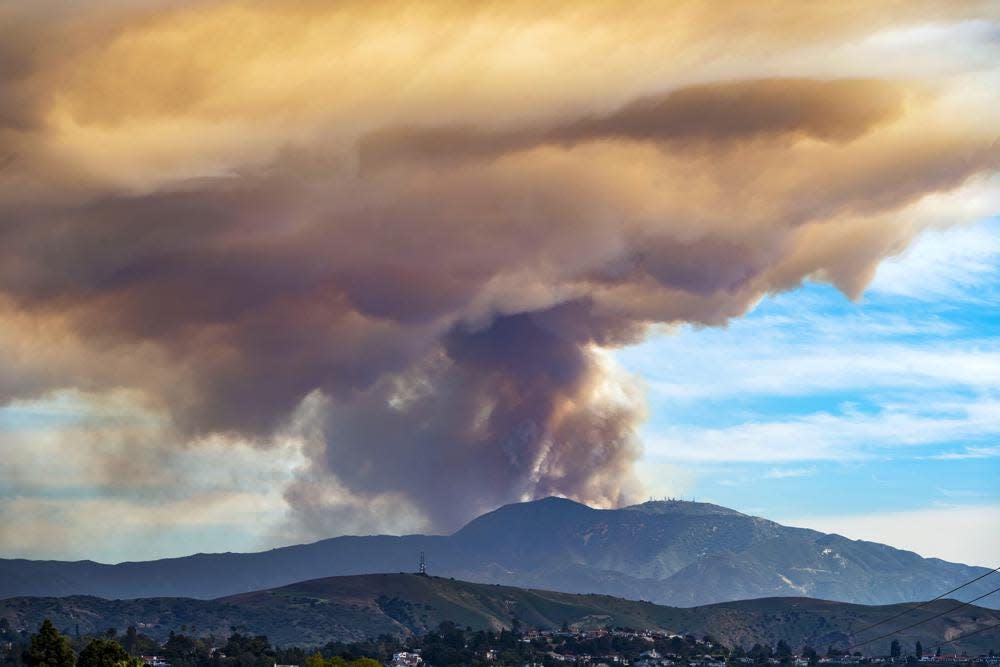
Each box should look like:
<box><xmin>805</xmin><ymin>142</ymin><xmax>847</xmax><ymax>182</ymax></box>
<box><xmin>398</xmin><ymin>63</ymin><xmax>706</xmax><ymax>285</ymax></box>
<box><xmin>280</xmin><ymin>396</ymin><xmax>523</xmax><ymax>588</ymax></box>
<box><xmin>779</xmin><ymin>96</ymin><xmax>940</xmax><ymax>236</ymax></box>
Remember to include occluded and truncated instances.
<box><xmin>392</xmin><ymin>651</ymin><xmax>422</xmax><ymax>666</ymax></box>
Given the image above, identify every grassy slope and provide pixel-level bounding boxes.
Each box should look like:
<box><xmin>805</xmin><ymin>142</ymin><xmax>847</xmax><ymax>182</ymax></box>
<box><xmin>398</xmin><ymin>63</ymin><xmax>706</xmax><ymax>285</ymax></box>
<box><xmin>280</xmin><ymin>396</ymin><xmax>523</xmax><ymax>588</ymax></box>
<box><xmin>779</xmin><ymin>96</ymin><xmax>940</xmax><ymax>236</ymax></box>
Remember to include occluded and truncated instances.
<box><xmin>2</xmin><ymin>574</ymin><xmax>997</xmax><ymax>651</ymax></box>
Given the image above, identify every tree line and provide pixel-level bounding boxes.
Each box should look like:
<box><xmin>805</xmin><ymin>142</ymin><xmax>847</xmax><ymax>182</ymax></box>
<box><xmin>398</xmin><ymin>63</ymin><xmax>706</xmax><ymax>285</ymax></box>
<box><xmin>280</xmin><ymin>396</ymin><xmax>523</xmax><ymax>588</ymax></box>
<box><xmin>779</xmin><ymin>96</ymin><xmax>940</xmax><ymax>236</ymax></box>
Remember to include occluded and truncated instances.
<box><xmin>4</xmin><ymin>616</ymin><xmax>986</xmax><ymax>667</ymax></box>
<box><xmin>0</xmin><ymin>620</ymin><xmax>382</xmax><ymax>667</ymax></box>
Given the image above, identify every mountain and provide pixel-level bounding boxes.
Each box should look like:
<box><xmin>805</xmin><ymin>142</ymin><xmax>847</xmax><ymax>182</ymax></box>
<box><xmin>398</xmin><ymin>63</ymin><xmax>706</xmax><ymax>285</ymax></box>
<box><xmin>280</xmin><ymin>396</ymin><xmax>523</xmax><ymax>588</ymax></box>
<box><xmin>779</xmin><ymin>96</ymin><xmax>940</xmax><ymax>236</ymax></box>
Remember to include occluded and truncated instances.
<box><xmin>2</xmin><ymin>573</ymin><xmax>998</xmax><ymax>653</ymax></box>
<box><xmin>1</xmin><ymin>498</ymin><xmax>995</xmax><ymax>608</ymax></box>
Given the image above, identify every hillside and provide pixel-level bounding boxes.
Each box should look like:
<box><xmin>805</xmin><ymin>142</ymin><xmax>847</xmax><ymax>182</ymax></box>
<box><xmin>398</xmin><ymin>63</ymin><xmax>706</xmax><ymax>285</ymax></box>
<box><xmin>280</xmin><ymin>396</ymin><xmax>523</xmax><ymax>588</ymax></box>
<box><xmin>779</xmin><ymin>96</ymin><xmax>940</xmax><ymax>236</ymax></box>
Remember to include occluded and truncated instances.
<box><xmin>1</xmin><ymin>574</ymin><xmax>998</xmax><ymax>653</ymax></box>
<box><xmin>1</xmin><ymin>498</ymin><xmax>995</xmax><ymax>608</ymax></box>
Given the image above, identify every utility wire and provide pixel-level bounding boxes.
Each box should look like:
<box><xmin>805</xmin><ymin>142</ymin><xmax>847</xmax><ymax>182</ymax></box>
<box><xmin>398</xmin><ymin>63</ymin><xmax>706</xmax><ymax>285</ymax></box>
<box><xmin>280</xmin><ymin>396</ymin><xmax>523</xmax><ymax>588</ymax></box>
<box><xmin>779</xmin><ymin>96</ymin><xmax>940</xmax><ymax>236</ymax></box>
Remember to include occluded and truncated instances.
<box><xmin>853</xmin><ymin>567</ymin><xmax>999</xmax><ymax>636</ymax></box>
<box><xmin>934</xmin><ymin>621</ymin><xmax>999</xmax><ymax>649</ymax></box>
<box><xmin>847</xmin><ymin>584</ymin><xmax>1000</xmax><ymax>651</ymax></box>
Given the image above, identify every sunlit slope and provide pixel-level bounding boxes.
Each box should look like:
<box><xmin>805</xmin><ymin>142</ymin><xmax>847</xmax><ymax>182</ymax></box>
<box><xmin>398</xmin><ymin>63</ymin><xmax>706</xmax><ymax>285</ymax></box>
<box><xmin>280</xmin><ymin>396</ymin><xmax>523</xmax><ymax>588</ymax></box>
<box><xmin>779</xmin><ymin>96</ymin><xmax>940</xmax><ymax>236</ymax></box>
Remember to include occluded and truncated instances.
<box><xmin>2</xmin><ymin>574</ymin><xmax>998</xmax><ymax>651</ymax></box>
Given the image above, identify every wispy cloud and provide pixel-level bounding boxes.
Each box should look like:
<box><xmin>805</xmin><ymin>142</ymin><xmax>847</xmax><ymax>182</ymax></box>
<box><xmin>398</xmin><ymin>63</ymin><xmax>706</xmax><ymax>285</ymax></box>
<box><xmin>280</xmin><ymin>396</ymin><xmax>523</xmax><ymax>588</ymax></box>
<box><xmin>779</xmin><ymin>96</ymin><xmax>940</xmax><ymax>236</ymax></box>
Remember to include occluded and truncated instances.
<box><xmin>927</xmin><ymin>445</ymin><xmax>1000</xmax><ymax>460</ymax></box>
<box><xmin>869</xmin><ymin>183</ymin><xmax>1000</xmax><ymax>302</ymax></box>
<box><xmin>643</xmin><ymin>343</ymin><xmax>1000</xmax><ymax>401</ymax></box>
<box><xmin>764</xmin><ymin>467</ymin><xmax>815</xmax><ymax>479</ymax></box>
<box><xmin>647</xmin><ymin>398</ymin><xmax>1000</xmax><ymax>463</ymax></box>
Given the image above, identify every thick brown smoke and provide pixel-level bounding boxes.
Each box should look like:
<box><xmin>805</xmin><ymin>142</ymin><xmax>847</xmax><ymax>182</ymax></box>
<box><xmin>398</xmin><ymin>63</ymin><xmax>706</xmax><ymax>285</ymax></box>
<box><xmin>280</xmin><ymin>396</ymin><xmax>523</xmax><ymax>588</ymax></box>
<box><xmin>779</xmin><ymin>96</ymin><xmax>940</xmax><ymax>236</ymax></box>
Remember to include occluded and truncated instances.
<box><xmin>0</xmin><ymin>0</ymin><xmax>998</xmax><ymax>537</ymax></box>
<box><xmin>360</xmin><ymin>79</ymin><xmax>907</xmax><ymax>169</ymax></box>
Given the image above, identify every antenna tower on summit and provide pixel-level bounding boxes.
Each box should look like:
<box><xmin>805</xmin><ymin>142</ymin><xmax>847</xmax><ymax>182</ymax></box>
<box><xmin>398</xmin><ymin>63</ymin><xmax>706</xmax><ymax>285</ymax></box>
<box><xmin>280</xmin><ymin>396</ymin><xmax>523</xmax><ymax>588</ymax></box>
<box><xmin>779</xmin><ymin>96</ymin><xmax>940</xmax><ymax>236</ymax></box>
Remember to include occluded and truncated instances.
<box><xmin>419</xmin><ymin>551</ymin><xmax>426</xmax><ymax>575</ymax></box>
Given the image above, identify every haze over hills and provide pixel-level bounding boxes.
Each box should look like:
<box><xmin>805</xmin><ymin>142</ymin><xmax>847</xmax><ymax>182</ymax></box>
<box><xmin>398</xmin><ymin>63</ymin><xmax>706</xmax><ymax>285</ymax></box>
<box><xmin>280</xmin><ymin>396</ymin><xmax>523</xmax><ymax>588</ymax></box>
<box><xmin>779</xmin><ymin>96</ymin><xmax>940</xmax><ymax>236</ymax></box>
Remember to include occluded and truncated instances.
<box><xmin>1</xmin><ymin>498</ymin><xmax>994</xmax><ymax>608</ymax></box>
<box><xmin>2</xmin><ymin>573</ymin><xmax>998</xmax><ymax>652</ymax></box>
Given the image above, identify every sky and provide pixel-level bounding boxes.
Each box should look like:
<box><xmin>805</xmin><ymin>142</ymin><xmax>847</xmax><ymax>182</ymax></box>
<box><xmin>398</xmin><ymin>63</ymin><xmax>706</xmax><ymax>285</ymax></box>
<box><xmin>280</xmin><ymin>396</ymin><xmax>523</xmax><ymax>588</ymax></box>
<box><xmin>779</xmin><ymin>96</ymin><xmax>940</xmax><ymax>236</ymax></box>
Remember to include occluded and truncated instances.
<box><xmin>0</xmin><ymin>1</ymin><xmax>998</xmax><ymax>565</ymax></box>
<box><xmin>618</xmin><ymin>211</ymin><xmax>1000</xmax><ymax>566</ymax></box>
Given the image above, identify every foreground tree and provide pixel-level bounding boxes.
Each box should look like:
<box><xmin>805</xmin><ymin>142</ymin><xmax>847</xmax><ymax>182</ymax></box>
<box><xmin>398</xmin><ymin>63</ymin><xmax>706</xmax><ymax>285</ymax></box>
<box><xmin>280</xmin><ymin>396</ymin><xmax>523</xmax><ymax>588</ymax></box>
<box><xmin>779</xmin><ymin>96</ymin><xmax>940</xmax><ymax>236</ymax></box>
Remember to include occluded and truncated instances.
<box><xmin>23</xmin><ymin>620</ymin><xmax>75</xmax><ymax>667</ymax></box>
<box><xmin>78</xmin><ymin>638</ymin><xmax>137</xmax><ymax>667</ymax></box>
<box><xmin>123</xmin><ymin>628</ymin><xmax>137</xmax><ymax>657</ymax></box>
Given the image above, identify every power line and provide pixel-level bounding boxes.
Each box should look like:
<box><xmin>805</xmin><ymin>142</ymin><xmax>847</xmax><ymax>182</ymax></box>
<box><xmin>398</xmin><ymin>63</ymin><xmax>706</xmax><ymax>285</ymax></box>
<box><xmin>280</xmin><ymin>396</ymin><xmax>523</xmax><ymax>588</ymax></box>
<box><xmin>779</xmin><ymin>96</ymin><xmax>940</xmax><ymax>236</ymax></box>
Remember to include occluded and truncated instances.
<box><xmin>847</xmin><ymin>584</ymin><xmax>1000</xmax><ymax>651</ymax></box>
<box><xmin>853</xmin><ymin>566</ymin><xmax>999</xmax><ymax>636</ymax></box>
<box><xmin>935</xmin><ymin>622</ymin><xmax>1000</xmax><ymax>650</ymax></box>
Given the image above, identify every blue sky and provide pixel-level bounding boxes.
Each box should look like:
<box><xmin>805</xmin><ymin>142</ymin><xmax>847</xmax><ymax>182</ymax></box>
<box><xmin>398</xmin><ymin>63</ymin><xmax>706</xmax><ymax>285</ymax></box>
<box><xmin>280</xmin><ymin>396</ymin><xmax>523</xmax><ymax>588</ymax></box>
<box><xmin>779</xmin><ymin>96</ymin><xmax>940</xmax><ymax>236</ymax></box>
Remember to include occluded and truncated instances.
<box><xmin>616</xmin><ymin>215</ymin><xmax>1000</xmax><ymax>566</ymax></box>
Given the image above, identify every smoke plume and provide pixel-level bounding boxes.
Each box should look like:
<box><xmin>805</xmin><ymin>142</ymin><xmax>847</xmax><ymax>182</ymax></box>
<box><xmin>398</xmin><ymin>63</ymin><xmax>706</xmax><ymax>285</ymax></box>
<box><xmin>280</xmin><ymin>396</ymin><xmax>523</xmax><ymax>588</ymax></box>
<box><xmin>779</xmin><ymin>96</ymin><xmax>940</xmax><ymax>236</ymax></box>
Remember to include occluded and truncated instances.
<box><xmin>0</xmin><ymin>0</ymin><xmax>998</xmax><ymax>538</ymax></box>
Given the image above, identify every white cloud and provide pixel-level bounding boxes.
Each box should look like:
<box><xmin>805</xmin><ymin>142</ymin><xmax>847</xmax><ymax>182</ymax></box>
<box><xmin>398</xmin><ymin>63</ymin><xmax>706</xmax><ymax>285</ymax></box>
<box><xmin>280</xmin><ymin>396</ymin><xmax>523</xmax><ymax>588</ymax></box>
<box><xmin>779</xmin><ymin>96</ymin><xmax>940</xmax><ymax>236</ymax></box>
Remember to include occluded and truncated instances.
<box><xmin>781</xmin><ymin>504</ymin><xmax>1000</xmax><ymax>567</ymax></box>
<box><xmin>641</xmin><ymin>342</ymin><xmax>1000</xmax><ymax>401</ymax></box>
<box><xmin>869</xmin><ymin>180</ymin><xmax>1000</xmax><ymax>301</ymax></box>
<box><xmin>927</xmin><ymin>445</ymin><xmax>1000</xmax><ymax>460</ymax></box>
<box><xmin>764</xmin><ymin>467</ymin><xmax>814</xmax><ymax>479</ymax></box>
<box><xmin>646</xmin><ymin>398</ymin><xmax>1000</xmax><ymax>463</ymax></box>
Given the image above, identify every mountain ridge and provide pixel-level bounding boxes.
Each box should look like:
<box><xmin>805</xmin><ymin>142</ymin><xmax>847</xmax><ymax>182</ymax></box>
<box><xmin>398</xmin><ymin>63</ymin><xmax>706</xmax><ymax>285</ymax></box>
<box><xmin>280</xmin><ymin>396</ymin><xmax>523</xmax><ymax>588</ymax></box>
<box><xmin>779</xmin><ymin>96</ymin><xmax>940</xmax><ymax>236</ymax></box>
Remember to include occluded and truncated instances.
<box><xmin>2</xmin><ymin>573</ymin><xmax>998</xmax><ymax>652</ymax></box>
<box><xmin>1</xmin><ymin>497</ymin><xmax>994</xmax><ymax>608</ymax></box>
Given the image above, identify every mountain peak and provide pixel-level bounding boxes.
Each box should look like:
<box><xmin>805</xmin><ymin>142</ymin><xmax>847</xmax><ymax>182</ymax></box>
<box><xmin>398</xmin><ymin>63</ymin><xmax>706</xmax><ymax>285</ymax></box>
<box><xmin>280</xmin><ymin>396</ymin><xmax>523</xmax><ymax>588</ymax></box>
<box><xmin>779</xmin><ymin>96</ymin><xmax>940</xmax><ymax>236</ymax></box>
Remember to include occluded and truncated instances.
<box><xmin>2</xmin><ymin>497</ymin><xmax>995</xmax><ymax>611</ymax></box>
<box><xmin>624</xmin><ymin>499</ymin><xmax>745</xmax><ymax>517</ymax></box>
<box><xmin>452</xmin><ymin>495</ymin><xmax>594</xmax><ymax>539</ymax></box>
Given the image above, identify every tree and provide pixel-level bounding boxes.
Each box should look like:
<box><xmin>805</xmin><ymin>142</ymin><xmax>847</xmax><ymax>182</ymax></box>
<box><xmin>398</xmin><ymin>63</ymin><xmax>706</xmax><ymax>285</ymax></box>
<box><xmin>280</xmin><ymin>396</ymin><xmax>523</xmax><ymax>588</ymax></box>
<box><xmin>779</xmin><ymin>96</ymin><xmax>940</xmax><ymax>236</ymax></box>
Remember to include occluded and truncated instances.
<box><xmin>915</xmin><ymin>642</ymin><xmax>923</xmax><ymax>659</ymax></box>
<box><xmin>23</xmin><ymin>620</ymin><xmax>75</xmax><ymax>667</ymax></box>
<box><xmin>78</xmin><ymin>639</ymin><xmax>132</xmax><ymax>667</ymax></box>
<box><xmin>123</xmin><ymin>628</ymin><xmax>137</xmax><ymax>657</ymax></box>
<box><xmin>161</xmin><ymin>632</ymin><xmax>209</xmax><ymax>667</ymax></box>
<box><xmin>890</xmin><ymin>639</ymin><xmax>901</xmax><ymax>659</ymax></box>
<box><xmin>304</xmin><ymin>652</ymin><xmax>325</xmax><ymax>667</ymax></box>
<box><xmin>220</xmin><ymin>632</ymin><xmax>274</xmax><ymax>667</ymax></box>
<box><xmin>750</xmin><ymin>643</ymin><xmax>773</xmax><ymax>665</ymax></box>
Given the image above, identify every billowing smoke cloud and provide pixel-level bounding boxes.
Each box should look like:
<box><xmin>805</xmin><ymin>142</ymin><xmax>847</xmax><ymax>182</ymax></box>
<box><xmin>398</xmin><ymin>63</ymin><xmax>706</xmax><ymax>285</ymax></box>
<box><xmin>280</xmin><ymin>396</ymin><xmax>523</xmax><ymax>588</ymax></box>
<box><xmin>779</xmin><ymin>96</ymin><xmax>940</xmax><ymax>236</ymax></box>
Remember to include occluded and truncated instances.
<box><xmin>0</xmin><ymin>0</ymin><xmax>998</xmax><ymax>540</ymax></box>
<box><xmin>361</xmin><ymin>78</ymin><xmax>907</xmax><ymax>168</ymax></box>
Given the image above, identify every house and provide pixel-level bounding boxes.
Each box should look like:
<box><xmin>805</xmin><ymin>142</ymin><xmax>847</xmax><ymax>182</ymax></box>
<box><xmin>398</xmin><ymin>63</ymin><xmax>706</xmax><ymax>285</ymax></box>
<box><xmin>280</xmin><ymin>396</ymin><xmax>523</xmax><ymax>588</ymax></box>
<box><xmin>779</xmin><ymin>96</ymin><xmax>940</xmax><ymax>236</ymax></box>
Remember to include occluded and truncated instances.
<box><xmin>391</xmin><ymin>651</ymin><xmax>422</xmax><ymax>666</ymax></box>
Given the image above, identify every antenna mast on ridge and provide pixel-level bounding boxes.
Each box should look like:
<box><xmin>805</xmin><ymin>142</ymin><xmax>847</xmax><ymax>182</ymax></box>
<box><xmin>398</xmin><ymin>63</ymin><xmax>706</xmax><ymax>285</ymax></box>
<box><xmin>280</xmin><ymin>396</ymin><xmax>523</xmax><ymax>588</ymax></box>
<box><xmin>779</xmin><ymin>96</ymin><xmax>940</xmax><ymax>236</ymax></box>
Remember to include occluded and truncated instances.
<box><xmin>419</xmin><ymin>551</ymin><xmax>426</xmax><ymax>575</ymax></box>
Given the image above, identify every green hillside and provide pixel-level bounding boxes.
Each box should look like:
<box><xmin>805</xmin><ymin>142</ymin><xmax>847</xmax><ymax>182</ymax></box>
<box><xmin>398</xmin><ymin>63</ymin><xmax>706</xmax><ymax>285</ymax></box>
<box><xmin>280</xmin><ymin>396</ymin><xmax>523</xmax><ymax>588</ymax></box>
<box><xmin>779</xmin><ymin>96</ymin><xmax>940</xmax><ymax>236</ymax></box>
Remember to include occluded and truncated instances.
<box><xmin>1</xmin><ymin>574</ymin><xmax>997</xmax><ymax>653</ymax></box>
